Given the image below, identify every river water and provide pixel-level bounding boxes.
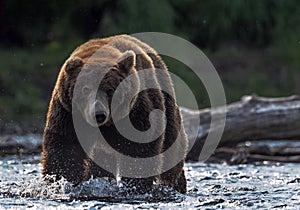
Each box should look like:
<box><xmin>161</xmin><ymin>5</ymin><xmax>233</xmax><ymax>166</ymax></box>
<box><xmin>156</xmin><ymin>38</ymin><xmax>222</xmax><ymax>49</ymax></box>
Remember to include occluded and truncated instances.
<box><xmin>0</xmin><ymin>154</ymin><xmax>299</xmax><ymax>209</ymax></box>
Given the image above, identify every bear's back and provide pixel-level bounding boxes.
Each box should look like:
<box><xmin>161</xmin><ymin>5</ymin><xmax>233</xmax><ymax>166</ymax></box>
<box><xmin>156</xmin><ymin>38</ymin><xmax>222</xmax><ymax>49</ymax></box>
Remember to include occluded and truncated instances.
<box><xmin>70</xmin><ymin>35</ymin><xmax>167</xmax><ymax>72</ymax></box>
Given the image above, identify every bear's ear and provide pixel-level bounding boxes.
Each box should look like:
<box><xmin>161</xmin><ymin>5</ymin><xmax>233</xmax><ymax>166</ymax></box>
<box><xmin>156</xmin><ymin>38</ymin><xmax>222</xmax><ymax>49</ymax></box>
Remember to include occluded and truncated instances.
<box><xmin>117</xmin><ymin>50</ymin><xmax>136</xmax><ymax>74</ymax></box>
<box><xmin>65</xmin><ymin>57</ymin><xmax>83</xmax><ymax>75</ymax></box>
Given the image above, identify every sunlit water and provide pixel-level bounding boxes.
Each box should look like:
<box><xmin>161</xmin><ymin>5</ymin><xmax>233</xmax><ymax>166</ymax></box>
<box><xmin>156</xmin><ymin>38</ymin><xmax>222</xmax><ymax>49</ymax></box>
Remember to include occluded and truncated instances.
<box><xmin>0</xmin><ymin>154</ymin><xmax>300</xmax><ymax>209</ymax></box>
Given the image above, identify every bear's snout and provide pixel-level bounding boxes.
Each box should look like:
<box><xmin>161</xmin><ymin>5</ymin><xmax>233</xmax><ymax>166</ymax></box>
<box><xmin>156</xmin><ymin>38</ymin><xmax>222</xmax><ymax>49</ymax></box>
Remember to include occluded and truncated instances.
<box><xmin>95</xmin><ymin>110</ymin><xmax>107</xmax><ymax>125</ymax></box>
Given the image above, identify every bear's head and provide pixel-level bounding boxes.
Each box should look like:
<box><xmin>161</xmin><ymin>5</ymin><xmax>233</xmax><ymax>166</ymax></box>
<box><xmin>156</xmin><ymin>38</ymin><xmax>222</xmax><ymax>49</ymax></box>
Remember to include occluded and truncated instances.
<box><xmin>58</xmin><ymin>49</ymin><xmax>140</xmax><ymax>127</ymax></box>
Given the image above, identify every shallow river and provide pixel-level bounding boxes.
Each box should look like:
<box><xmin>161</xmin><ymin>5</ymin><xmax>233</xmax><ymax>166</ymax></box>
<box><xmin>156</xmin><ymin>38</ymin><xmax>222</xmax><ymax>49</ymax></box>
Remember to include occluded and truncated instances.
<box><xmin>0</xmin><ymin>155</ymin><xmax>299</xmax><ymax>209</ymax></box>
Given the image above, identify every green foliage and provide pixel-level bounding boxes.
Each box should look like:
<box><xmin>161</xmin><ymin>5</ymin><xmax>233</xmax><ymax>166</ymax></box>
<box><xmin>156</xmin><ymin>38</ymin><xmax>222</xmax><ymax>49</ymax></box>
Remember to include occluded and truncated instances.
<box><xmin>170</xmin><ymin>0</ymin><xmax>275</xmax><ymax>48</ymax></box>
<box><xmin>0</xmin><ymin>0</ymin><xmax>299</xmax><ymax>122</ymax></box>
<box><xmin>271</xmin><ymin>0</ymin><xmax>300</xmax><ymax>91</ymax></box>
<box><xmin>0</xmin><ymin>46</ymin><xmax>75</xmax><ymax>121</ymax></box>
<box><xmin>0</xmin><ymin>49</ymin><xmax>45</xmax><ymax>120</ymax></box>
<box><xmin>106</xmin><ymin>0</ymin><xmax>175</xmax><ymax>35</ymax></box>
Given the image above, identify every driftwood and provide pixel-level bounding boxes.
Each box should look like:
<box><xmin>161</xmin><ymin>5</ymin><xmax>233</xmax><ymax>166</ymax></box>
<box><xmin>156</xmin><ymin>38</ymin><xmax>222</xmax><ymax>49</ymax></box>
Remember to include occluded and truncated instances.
<box><xmin>0</xmin><ymin>134</ymin><xmax>42</xmax><ymax>156</ymax></box>
<box><xmin>182</xmin><ymin>94</ymin><xmax>300</xmax><ymax>162</ymax></box>
<box><xmin>207</xmin><ymin>140</ymin><xmax>300</xmax><ymax>164</ymax></box>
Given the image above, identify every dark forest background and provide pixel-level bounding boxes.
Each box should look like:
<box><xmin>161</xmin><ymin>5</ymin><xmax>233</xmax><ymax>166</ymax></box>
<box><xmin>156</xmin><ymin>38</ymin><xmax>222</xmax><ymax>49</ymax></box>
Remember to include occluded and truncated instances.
<box><xmin>0</xmin><ymin>0</ymin><xmax>299</xmax><ymax>129</ymax></box>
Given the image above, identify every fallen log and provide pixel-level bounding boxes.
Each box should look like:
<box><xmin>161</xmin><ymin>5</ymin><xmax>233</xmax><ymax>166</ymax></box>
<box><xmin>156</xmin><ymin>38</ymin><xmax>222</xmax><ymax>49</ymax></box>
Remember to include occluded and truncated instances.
<box><xmin>207</xmin><ymin>140</ymin><xmax>300</xmax><ymax>164</ymax></box>
<box><xmin>182</xmin><ymin>94</ymin><xmax>300</xmax><ymax>162</ymax></box>
<box><xmin>0</xmin><ymin>134</ymin><xmax>42</xmax><ymax>156</ymax></box>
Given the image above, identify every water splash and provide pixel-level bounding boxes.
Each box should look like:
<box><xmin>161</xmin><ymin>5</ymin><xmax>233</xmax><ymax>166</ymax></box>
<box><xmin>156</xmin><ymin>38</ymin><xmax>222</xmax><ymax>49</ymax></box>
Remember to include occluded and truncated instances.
<box><xmin>1</xmin><ymin>172</ymin><xmax>181</xmax><ymax>203</ymax></box>
<box><xmin>15</xmin><ymin>175</ymin><xmax>119</xmax><ymax>200</ymax></box>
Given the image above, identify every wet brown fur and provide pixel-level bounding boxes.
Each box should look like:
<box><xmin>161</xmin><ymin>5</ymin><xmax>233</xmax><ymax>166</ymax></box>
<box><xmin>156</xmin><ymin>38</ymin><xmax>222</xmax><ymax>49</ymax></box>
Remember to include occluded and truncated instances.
<box><xmin>42</xmin><ymin>34</ymin><xmax>188</xmax><ymax>193</ymax></box>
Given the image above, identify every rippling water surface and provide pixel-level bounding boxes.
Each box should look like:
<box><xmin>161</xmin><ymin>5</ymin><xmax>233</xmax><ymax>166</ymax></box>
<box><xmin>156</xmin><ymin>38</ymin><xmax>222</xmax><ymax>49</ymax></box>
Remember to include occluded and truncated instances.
<box><xmin>0</xmin><ymin>155</ymin><xmax>299</xmax><ymax>209</ymax></box>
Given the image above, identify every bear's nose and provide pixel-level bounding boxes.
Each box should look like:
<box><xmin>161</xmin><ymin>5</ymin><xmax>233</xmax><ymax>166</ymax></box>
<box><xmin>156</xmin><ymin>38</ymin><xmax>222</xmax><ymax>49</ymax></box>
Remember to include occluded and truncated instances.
<box><xmin>95</xmin><ymin>111</ymin><xmax>107</xmax><ymax>125</ymax></box>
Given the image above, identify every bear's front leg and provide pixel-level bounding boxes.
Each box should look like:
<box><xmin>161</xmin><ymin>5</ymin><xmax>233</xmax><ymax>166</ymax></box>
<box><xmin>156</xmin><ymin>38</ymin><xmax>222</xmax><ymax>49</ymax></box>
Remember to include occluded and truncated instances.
<box><xmin>42</xmin><ymin>140</ymin><xmax>88</xmax><ymax>184</ymax></box>
<box><xmin>160</xmin><ymin>160</ymin><xmax>187</xmax><ymax>193</ymax></box>
<box><xmin>118</xmin><ymin>155</ymin><xmax>161</xmax><ymax>193</ymax></box>
<box><xmin>84</xmin><ymin>155</ymin><xmax>116</xmax><ymax>180</ymax></box>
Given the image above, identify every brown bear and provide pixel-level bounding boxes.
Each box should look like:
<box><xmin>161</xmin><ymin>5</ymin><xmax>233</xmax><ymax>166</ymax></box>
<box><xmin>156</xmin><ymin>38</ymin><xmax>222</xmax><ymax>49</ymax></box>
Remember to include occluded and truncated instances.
<box><xmin>42</xmin><ymin>34</ymin><xmax>188</xmax><ymax>193</ymax></box>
